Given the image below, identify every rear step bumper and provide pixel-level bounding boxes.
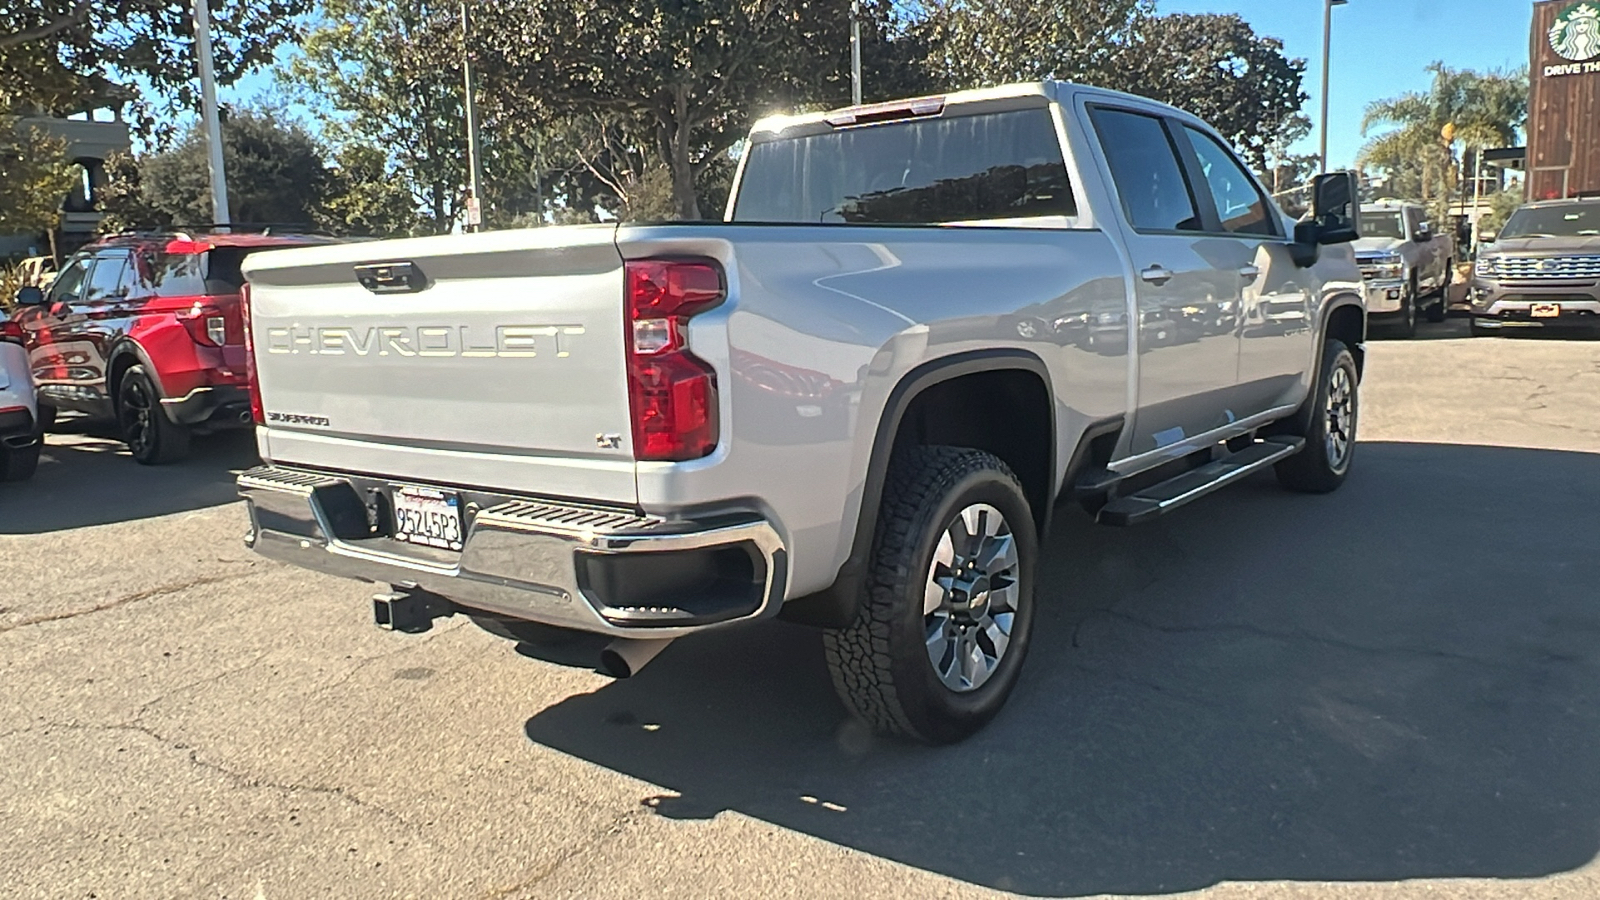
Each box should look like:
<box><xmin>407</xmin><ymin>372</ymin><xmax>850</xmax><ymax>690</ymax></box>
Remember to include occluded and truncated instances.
<box><xmin>238</xmin><ymin>465</ymin><xmax>787</xmax><ymax>639</ymax></box>
<box><xmin>1097</xmin><ymin>438</ymin><xmax>1304</xmax><ymax>527</ymax></box>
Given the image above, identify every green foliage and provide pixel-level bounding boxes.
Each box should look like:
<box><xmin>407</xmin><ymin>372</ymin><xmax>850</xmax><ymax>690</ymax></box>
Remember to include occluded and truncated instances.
<box><xmin>2</xmin><ymin>1</ymin><xmax>313</xmax><ymax>137</ymax></box>
<box><xmin>0</xmin><ymin>117</ymin><xmax>75</xmax><ymax>235</ymax></box>
<box><xmin>100</xmin><ymin>107</ymin><xmax>331</xmax><ymax>230</ymax></box>
<box><xmin>475</xmin><ymin>0</ymin><xmax>867</xmax><ymax>220</ymax></box>
<box><xmin>913</xmin><ymin>2</ymin><xmax>1305</xmax><ymax>169</ymax></box>
<box><xmin>1360</xmin><ymin>63</ymin><xmax>1528</xmax><ymax>211</ymax></box>
<box><xmin>284</xmin><ymin>0</ymin><xmax>467</xmax><ymax>233</ymax></box>
<box><xmin>324</xmin><ymin>145</ymin><xmax>421</xmax><ymax>237</ymax></box>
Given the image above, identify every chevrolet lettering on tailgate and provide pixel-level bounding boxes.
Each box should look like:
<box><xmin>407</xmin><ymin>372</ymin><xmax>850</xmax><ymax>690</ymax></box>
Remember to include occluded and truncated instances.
<box><xmin>263</xmin><ymin>324</ymin><xmax>586</xmax><ymax>358</ymax></box>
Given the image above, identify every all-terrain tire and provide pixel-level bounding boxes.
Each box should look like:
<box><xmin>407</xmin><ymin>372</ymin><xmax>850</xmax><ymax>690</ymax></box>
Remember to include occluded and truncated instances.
<box><xmin>1275</xmin><ymin>340</ymin><xmax>1359</xmax><ymax>494</ymax></box>
<box><xmin>823</xmin><ymin>446</ymin><xmax>1038</xmax><ymax>745</ymax></box>
<box><xmin>117</xmin><ymin>365</ymin><xmax>191</xmax><ymax>465</ymax></box>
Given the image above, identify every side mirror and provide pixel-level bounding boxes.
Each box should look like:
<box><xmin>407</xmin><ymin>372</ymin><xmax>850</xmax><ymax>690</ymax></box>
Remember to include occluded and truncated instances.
<box><xmin>1413</xmin><ymin>222</ymin><xmax>1432</xmax><ymax>242</ymax></box>
<box><xmin>15</xmin><ymin>286</ymin><xmax>45</xmax><ymax>306</ymax></box>
<box><xmin>1481</xmin><ymin>231</ymin><xmax>1499</xmax><ymax>245</ymax></box>
<box><xmin>1309</xmin><ymin>171</ymin><xmax>1361</xmax><ymax>246</ymax></box>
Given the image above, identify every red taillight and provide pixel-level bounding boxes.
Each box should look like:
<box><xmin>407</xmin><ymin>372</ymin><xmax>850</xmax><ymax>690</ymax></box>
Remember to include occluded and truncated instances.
<box><xmin>240</xmin><ymin>282</ymin><xmax>263</xmax><ymax>424</ymax></box>
<box><xmin>625</xmin><ymin>259</ymin><xmax>724</xmax><ymax>461</ymax></box>
<box><xmin>0</xmin><ymin>321</ymin><xmax>23</xmax><ymax>344</ymax></box>
<box><xmin>176</xmin><ymin>303</ymin><xmax>229</xmax><ymax>347</ymax></box>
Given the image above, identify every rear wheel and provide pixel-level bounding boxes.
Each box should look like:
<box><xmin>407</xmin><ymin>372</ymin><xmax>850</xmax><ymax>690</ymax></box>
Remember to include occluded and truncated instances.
<box><xmin>117</xmin><ymin>365</ymin><xmax>190</xmax><ymax>465</ymax></box>
<box><xmin>1275</xmin><ymin>339</ymin><xmax>1359</xmax><ymax>494</ymax></box>
<box><xmin>823</xmin><ymin>446</ymin><xmax>1037</xmax><ymax>744</ymax></box>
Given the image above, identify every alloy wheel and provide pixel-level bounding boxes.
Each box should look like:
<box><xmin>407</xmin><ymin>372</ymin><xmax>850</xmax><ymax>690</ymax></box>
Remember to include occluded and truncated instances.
<box><xmin>119</xmin><ymin>377</ymin><xmax>154</xmax><ymax>458</ymax></box>
<box><xmin>1325</xmin><ymin>365</ymin><xmax>1355</xmax><ymax>471</ymax></box>
<box><xmin>923</xmin><ymin>503</ymin><xmax>1020</xmax><ymax>692</ymax></box>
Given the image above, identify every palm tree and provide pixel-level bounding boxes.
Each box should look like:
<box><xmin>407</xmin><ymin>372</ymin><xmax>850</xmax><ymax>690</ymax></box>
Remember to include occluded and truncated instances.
<box><xmin>1359</xmin><ymin>62</ymin><xmax>1526</xmax><ymax>211</ymax></box>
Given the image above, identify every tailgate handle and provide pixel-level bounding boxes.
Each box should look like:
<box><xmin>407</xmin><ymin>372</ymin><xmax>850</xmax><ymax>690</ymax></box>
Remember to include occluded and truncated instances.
<box><xmin>354</xmin><ymin>261</ymin><xmax>429</xmax><ymax>294</ymax></box>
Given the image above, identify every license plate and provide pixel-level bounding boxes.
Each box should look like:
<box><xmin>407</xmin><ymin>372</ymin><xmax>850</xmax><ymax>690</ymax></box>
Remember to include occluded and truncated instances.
<box><xmin>392</xmin><ymin>485</ymin><xmax>463</xmax><ymax>551</ymax></box>
<box><xmin>1531</xmin><ymin>303</ymin><xmax>1561</xmax><ymax>318</ymax></box>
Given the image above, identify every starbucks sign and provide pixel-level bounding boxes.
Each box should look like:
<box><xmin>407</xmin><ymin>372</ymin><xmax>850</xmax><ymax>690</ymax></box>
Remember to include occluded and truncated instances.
<box><xmin>1546</xmin><ymin>1</ymin><xmax>1600</xmax><ymax>75</ymax></box>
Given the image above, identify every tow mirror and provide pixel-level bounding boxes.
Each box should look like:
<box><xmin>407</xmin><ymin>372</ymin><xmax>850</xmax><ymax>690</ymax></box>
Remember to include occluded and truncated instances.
<box><xmin>1289</xmin><ymin>171</ymin><xmax>1361</xmax><ymax>266</ymax></box>
<box><xmin>15</xmin><ymin>286</ymin><xmax>45</xmax><ymax>306</ymax></box>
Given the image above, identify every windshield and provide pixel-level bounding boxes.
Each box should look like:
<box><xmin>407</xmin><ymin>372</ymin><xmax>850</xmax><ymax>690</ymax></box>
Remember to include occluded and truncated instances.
<box><xmin>1361</xmin><ymin>211</ymin><xmax>1406</xmax><ymax>240</ymax></box>
<box><xmin>1499</xmin><ymin>203</ymin><xmax>1600</xmax><ymax>239</ymax></box>
<box><xmin>732</xmin><ymin>108</ymin><xmax>1075</xmax><ymax>225</ymax></box>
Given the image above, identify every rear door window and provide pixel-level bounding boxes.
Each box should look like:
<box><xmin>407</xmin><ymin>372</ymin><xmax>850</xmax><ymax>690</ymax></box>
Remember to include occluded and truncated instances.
<box><xmin>82</xmin><ymin>252</ymin><xmax>129</xmax><ymax>304</ymax></box>
<box><xmin>1089</xmin><ymin>108</ymin><xmax>1202</xmax><ymax>233</ymax></box>
<box><xmin>733</xmin><ymin>108</ymin><xmax>1076</xmax><ymax>224</ymax></box>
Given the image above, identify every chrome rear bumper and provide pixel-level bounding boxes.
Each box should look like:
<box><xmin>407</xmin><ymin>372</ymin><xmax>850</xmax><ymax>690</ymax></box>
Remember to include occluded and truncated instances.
<box><xmin>238</xmin><ymin>465</ymin><xmax>787</xmax><ymax>639</ymax></box>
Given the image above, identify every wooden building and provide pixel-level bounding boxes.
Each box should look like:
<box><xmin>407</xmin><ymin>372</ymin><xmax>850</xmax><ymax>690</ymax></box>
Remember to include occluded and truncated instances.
<box><xmin>1528</xmin><ymin>0</ymin><xmax>1600</xmax><ymax>199</ymax></box>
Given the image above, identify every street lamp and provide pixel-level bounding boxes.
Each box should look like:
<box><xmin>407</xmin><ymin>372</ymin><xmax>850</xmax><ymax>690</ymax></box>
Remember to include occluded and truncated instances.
<box><xmin>192</xmin><ymin>0</ymin><xmax>229</xmax><ymax>229</ymax></box>
<box><xmin>1319</xmin><ymin>0</ymin><xmax>1349</xmax><ymax>174</ymax></box>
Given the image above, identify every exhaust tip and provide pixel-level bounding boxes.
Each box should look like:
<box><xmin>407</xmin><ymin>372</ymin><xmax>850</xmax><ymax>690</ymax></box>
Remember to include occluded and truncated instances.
<box><xmin>598</xmin><ymin>637</ymin><xmax>673</xmax><ymax>679</ymax></box>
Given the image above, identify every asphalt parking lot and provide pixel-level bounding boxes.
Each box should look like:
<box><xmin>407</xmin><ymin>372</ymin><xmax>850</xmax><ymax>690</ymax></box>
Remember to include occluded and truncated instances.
<box><xmin>2</xmin><ymin>321</ymin><xmax>1598</xmax><ymax>900</ymax></box>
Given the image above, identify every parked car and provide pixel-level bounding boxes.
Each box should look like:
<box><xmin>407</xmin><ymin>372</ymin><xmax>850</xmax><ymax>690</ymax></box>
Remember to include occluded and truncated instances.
<box><xmin>1469</xmin><ymin>197</ymin><xmax>1600</xmax><ymax>337</ymax></box>
<box><xmin>1353</xmin><ymin>200</ymin><xmax>1455</xmax><ymax>336</ymax></box>
<box><xmin>9</xmin><ymin>231</ymin><xmax>338</xmax><ymax>464</ymax></box>
<box><xmin>0</xmin><ymin>311</ymin><xmax>41</xmax><ymax>481</ymax></box>
<box><xmin>236</xmin><ymin>82</ymin><xmax>1367</xmax><ymax>743</ymax></box>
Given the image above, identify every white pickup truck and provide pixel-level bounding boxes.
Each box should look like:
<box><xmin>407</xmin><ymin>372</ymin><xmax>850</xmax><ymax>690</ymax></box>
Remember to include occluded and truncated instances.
<box><xmin>238</xmin><ymin>82</ymin><xmax>1367</xmax><ymax>743</ymax></box>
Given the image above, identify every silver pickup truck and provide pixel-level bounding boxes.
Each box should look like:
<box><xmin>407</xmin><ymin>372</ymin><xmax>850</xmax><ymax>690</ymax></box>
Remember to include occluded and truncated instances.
<box><xmin>1353</xmin><ymin>200</ymin><xmax>1455</xmax><ymax>336</ymax></box>
<box><xmin>238</xmin><ymin>82</ymin><xmax>1367</xmax><ymax>743</ymax></box>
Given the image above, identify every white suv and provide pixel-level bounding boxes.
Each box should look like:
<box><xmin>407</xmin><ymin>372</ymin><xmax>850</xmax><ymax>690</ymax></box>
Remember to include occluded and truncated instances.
<box><xmin>1</xmin><ymin>300</ymin><xmax>41</xmax><ymax>481</ymax></box>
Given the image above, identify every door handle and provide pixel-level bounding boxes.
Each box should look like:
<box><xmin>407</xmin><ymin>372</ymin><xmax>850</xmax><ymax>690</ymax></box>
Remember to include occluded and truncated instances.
<box><xmin>1140</xmin><ymin>265</ymin><xmax>1173</xmax><ymax>287</ymax></box>
<box><xmin>1240</xmin><ymin>265</ymin><xmax>1261</xmax><ymax>283</ymax></box>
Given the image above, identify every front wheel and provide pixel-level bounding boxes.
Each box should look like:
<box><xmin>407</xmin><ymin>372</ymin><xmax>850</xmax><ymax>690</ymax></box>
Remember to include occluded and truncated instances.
<box><xmin>117</xmin><ymin>365</ymin><xmax>191</xmax><ymax>465</ymax></box>
<box><xmin>1275</xmin><ymin>339</ymin><xmax>1359</xmax><ymax>494</ymax></box>
<box><xmin>823</xmin><ymin>446</ymin><xmax>1038</xmax><ymax>744</ymax></box>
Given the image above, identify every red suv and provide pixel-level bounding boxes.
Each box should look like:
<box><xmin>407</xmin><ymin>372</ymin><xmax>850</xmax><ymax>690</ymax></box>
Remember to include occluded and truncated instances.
<box><xmin>11</xmin><ymin>231</ymin><xmax>338</xmax><ymax>464</ymax></box>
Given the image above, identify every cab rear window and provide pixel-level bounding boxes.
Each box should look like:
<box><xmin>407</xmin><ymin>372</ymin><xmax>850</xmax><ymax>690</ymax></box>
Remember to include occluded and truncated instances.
<box><xmin>733</xmin><ymin>108</ymin><xmax>1076</xmax><ymax>225</ymax></box>
<box><xmin>129</xmin><ymin>247</ymin><xmax>250</xmax><ymax>298</ymax></box>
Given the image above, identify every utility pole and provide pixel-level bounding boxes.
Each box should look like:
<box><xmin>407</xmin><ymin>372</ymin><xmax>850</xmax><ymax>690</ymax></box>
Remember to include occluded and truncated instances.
<box><xmin>1319</xmin><ymin>0</ymin><xmax>1348</xmax><ymax>173</ymax></box>
<box><xmin>461</xmin><ymin>1</ymin><xmax>486</xmax><ymax>231</ymax></box>
<box><xmin>850</xmin><ymin>0</ymin><xmax>863</xmax><ymax>106</ymax></box>
<box><xmin>193</xmin><ymin>0</ymin><xmax>229</xmax><ymax>229</ymax></box>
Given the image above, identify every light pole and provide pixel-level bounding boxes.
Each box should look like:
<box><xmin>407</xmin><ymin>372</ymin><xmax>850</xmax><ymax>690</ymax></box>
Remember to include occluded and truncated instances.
<box><xmin>1319</xmin><ymin>0</ymin><xmax>1349</xmax><ymax>174</ymax></box>
<box><xmin>850</xmin><ymin>0</ymin><xmax>863</xmax><ymax>106</ymax></box>
<box><xmin>461</xmin><ymin>1</ymin><xmax>486</xmax><ymax>231</ymax></box>
<box><xmin>192</xmin><ymin>0</ymin><xmax>229</xmax><ymax>229</ymax></box>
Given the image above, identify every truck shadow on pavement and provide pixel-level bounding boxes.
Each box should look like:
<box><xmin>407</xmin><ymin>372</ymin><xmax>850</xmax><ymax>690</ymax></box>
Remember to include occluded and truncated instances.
<box><xmin>0</xmin><ymin>427</ymin><xmax>258</xmax><ymax>534</ymax></box>
<box><xmin>521</xmin><ymin>441</ymin><xmax>1600</xmax><ymax>897</ymax></box>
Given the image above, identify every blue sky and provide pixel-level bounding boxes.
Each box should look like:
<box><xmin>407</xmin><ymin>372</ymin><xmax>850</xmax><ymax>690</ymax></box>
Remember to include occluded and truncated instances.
<box><xmin>219</xmin><ymin>0</ymin><xmax>1536</xmax><ymax>169</ymax></box>
<box><xmin>1156</xmin><ymin>0</ymin><xmax>1534</xmax><ymax>167</ymax></box>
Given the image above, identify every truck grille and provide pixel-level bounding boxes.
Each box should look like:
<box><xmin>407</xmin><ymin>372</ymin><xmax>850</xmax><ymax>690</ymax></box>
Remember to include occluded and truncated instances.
<box><xmin>1494</xmin><ymin>255</ymin><xmax>1600</xmax><ymax>282</ymax></box>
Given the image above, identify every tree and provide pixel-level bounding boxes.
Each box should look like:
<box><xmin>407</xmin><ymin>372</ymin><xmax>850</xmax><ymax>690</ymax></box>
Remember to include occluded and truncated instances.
<box><xmin>101</xmin><ymin>107</ymin><xmax>331</xmax><ymax>229</ymax></box>
<box><xmin>1360</xmin><ymin>63</ymin><xmax>1527</xmax><ymax>211</ymax></box>
<box><xmin>1262</xmin><ymin>112</ymin><xmax>1319</xmax><ymax>193</ymax></box>
<box><xmin>324</xmin><ymin>145</ymin><xmax>421</xmax><ymax>237</ymax></box>
<box><xmin>912</xmin><ymin>3</ymin><xmax>1305</xmax><ymax>170</ymax></box>
<box><xmin>0</xmin><ymin>119</ymin><xmax>75</xmax><ymax>236</ymax></box>
<box><xmin>2</xmin><ymin>1</ymin><xmax>312</xmax><ymax>134</ymax></box>
<box><xmin>284</xmin><ymin>0</ymin><xmax>467</xmax><ymax>233</ymax></box>
<box><xmin>1122</xmin><ymin>13</ymin><xmax>1307</xmax><ymax>171</ymax></box>
<box><xmin>477</xmin><ymin>0</ymin><xmax>871</xmax><ymax>220</ymax></box>
<box><xmin>914</xmin><ymin>0</ymin><xmax>1151</xmax><ymax>91</ymax></box>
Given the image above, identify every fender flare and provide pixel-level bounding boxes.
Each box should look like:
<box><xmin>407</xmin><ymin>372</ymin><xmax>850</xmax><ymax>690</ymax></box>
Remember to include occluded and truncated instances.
<box><xmin>104</xmin><ymin>338</ymin><xmax>164</xmax><ymax>408</ymax></box>
<box><xmin>779</xmin><ymin>348</ymin><xmax>1054</xmax><ymax>628</ymax></box>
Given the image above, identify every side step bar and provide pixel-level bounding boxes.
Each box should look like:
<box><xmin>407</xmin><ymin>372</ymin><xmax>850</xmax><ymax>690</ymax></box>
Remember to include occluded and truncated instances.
<box><xmin>1097</xmin><ymin>438</ymin><xmax>1305</xmax><ymax>527</ymax></box>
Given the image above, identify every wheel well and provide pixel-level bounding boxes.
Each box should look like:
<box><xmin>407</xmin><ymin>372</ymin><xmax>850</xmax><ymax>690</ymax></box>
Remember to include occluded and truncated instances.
<box><xmin>893</xmin><ymin>368</ymin><xmax>1053</xmax><ymax>535</ymax></box>
<box><xmin>1325</xmin><ymin>303</ymin><xmax>1365</xmax><ymax>377</ymax></box>
<box><xmin>107</xmin><ymin>353</ymin><xmax>138</xmax><ymax>410</ymax></box>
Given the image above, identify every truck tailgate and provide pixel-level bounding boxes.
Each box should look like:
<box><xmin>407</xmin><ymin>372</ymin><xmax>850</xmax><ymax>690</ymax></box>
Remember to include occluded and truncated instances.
<box><xmin>240</xmin><ymin>225</ymin><xmax>637</xmax><ymax>505</ymax></box>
